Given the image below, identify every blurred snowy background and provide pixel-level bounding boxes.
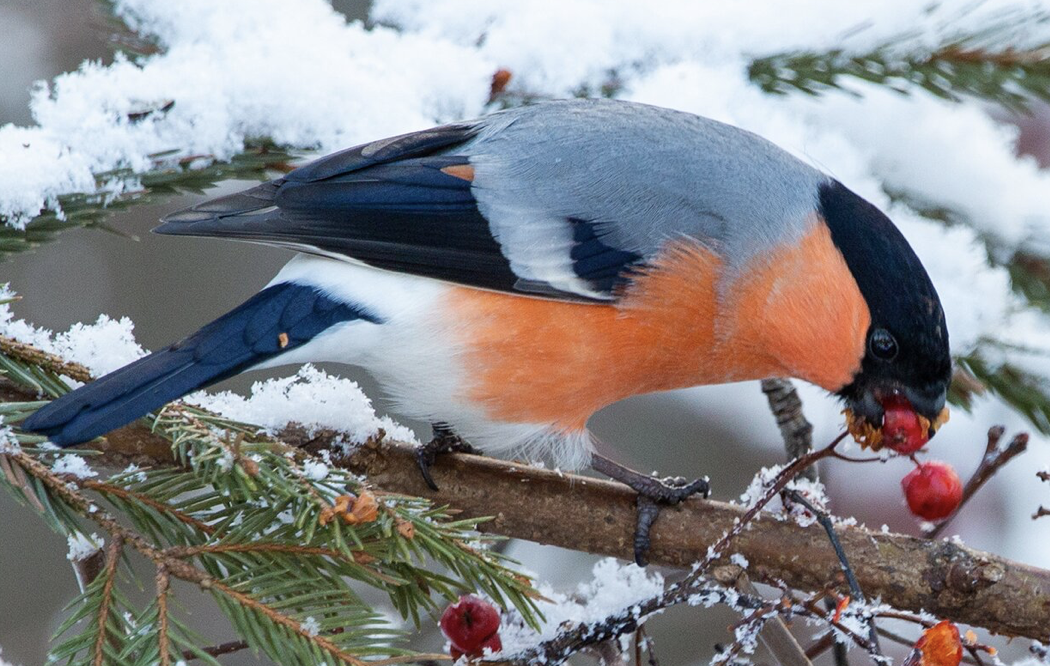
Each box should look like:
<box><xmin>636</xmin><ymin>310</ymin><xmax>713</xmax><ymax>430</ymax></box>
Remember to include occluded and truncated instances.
<box><xmin>1</xmin><ymin>1</ymin><xmax>1050</xmax><ymax>664</ymax></box>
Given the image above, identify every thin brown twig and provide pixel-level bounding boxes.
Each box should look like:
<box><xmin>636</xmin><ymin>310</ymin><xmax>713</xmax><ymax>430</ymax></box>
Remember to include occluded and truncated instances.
<box><xmin>684</xmin><ymin>432</ymin><xmax>847</xmax><ymax>581</ymax></box>
<box><xmin>0</xmin><ymin>335</ymin><xmax>93</xmax><ymax>383</ymax></box>
<box><xmin>182</xmin><ymin>640</ymin><xmax>250</xmax><ymax>662</ymax></box>
<box><xmin>157</xmin><ymin>566</ymin><xmax>171</xmax><ymax>666</ymax></box>
<box><xmin>92</xmin><ymin>535</ymin><xmax>123</xmax><ymax>666</ymax></box>
<box><xmin>784</xmin><ymin>489</ymin><xmax>882</xmax><ymax>661</ymax></box>
<box><xmin>83</xmin><ymin>479</ymin><xmax>216</xmax><ymax>534</ymax></box>
<box><xmin>639</xmin><ymin>626</ymin><xmax>659</xmax><ymax>666</ymax></box>
<box><xmin>761</xmin><ymin>378</ymin><xmax>834</xmax><ymax>666</ymax></box>
<box><xmin>932</xmin><ymin>44</ymin><xmax>1050</xmax><ymax>67</ymax></box>
<box><xmin>925</xmin><ymin>426</ymin><xmax>1029</xmax><ymax>538</ymax></box>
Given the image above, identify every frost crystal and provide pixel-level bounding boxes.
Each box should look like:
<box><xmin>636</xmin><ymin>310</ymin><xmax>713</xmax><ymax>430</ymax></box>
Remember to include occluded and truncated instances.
<box><xmin>120</xmin><ymin>463</ymin><xmax>148</xmax><ymax>483</ymax></box>
<box><xmin>738</xmin><ymin>464</ymin><xmax>786</xmax><ymax>508</ymax></box>
<box><xmin>785</xmin><ymin>477</ymin><xmax>830</xmax><ymax>528</ymax></box>
<box><xmin>301</xmin><ymin>616</ymin><xmax>321</xmax><ymax>636</ymax></box>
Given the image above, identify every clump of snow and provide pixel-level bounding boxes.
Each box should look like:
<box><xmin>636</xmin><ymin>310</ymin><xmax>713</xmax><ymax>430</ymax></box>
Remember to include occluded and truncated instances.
<box><xmin>0</xmin><ymin>285</ymin><xmax>145</xmax><ymax>378</ymax></box>
<box><xmin>301</xmin><ymin>459</ymin><xmax>329</xmax><ymax>481</ymax></box>
<box><xmin>730</xmin><ymin>553</ymin><xmax>749</xmax><ymax>569</ymax></box>
<box><xmin>52</xmin><ymin>454</ymin><xmax>98</xmax><ymax>479</ymax></box>
<box><xmin>191</xmin><ymin>364</ymin><xmax>418</xmax><ymax>445</ymax></box>
<box><xmin>0</xmin><ymin>0</ymin><xmax>493</xmax><ymax>227</ymax></box>
<box><xmin>66</xmin><ymin>531</ymin><xmax>104</xmax><ymax>562</ymax></box>
<box><xmin>499</xmin><ymin>558</ymin><xmax>664</xmax><ymax>654</ymax></box>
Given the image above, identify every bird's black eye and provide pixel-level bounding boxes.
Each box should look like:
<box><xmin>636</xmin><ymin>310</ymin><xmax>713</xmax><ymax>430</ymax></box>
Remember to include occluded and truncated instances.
<box><xmin>869</xmin><ymin>328</ymin><xmax>898</xmax><ymax>361</ymax></box>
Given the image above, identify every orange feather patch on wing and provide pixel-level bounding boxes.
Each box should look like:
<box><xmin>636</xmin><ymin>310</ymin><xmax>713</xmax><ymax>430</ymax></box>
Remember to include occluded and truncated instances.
<box><xmin>446</xmin><ymin>218</ymin><xmax>869</xmax><ymax>429</ymax></box>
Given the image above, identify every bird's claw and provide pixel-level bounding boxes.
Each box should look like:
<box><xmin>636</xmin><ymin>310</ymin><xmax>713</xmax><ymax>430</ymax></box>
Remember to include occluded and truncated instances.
<box><xmin>414</xmin><ymin>425</ymin><xmax>475</xmax><ymax>492</ymax></box>
<box><xmin>630</xmin><ymin>474</ymin><xmax>710</xmax><ymax>566</ymax></box>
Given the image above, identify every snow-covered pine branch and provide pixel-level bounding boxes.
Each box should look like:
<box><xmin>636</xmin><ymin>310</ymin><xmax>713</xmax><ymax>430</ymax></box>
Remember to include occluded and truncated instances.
<box><xmin>3</xmin><ymin>0</ymin><xmax>1050</xmax><ymax>441</ymax></box>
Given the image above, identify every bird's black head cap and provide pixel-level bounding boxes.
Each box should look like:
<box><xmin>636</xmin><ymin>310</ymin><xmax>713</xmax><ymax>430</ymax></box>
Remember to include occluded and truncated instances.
<box><xmin>818</xmin><ymin>179</ymin><xmax>951</xmax><ymax>431</ymax></box>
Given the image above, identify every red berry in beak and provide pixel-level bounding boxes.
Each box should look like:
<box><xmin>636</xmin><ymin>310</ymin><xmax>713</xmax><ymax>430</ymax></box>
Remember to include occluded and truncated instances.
<box><xmin>902</xmin><ymin>461</ymin><xmax>962</xmax><ymax>521</ymax></box>
<box><xmin>440</xmin><ymin>594</ymin><xmax>501</xmax><ymax>658</ymax></box>
<box><xmin>881</xmin><ymin>394</ymin><xmax>929</xmax><ymax>454</ymax></box>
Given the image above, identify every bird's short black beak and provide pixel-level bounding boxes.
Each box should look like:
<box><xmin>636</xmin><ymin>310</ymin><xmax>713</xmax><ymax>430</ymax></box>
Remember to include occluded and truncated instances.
<box><xmin>902</xmin><ymin>383</ymin><xmax>948</xmax><ymax>426</ymax></box>
<box><xmin>846</xmin><ymin>382</ymin><xmax>948</xmax><ymax>436</ymax></box>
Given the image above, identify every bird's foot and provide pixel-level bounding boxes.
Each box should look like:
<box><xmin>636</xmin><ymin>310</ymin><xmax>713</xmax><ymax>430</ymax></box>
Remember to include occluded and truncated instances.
<box><xmin>591</xmin><ymin>453</ymin><xmax>710</xmax><ymax>566</ymax></box>
<box><xmin>632</xmin><ymin>475</ymin><xmax>710</xmax><ymax>566</ymax></box>
<box><xmin>416</xmin><ymin>424</ymin><xmax>476</xmax><ymax>491</ymax></box>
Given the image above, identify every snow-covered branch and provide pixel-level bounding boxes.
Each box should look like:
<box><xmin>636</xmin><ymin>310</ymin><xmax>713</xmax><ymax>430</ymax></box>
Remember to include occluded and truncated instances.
<box><xmin>3</xmin><ymin>367</ymin><xmax>1047</xmax><ymax>641</ymax></box>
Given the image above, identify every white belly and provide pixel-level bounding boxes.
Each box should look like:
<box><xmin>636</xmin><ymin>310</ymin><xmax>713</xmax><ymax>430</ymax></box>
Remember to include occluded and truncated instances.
<box><xmin>253</xmin><ymin>254</ymin><xmax>595</xmax><ymax>469</ymax></box>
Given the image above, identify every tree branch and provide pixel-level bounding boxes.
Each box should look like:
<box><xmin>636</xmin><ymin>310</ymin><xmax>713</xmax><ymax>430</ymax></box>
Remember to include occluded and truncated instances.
<box><xmin>321</xmin><ymin>436</ymin><xmax>1050</xmax><ymax>640</ymax></box>
<box><xmin>5</xmin><ymin>376</ymin><xmax>1050</xmax><ymax>639</ymax></box>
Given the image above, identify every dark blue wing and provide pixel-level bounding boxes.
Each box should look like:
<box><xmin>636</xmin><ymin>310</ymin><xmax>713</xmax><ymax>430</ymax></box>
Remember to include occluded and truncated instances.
<box><xmin>155</xmin><ymin>121</ymin><xmax>642</xmax><ymax>300</ymax></box>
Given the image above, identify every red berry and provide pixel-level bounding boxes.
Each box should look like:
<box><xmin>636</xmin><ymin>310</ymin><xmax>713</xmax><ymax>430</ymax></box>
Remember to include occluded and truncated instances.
<box><xmin>881</xmin><ymin>395</ymin><xmax>928</xmax><ymax>453</ymax></box>
<box><xmin>451</xmin><ymin>634</ymin><xmax>503</xmax><ymax>661</ymax></box>
<box><xmin>476</xmin><ymin>633</ymin><xmax>503</xmax><ymax>657</ymax></box>
<box><xmin>904</xmin><ymin>621</ymin><xmax>963</xmax><ymax>666</ymax></box>
<box><xmin>902</xmin><ymin>461</ymin><xmax>962</xmax><ymax>521</ymax></box>
<box><xmin>440</xmin><ymin>595</ymin><xmax>501</xmax><ymax>655</ymax></box>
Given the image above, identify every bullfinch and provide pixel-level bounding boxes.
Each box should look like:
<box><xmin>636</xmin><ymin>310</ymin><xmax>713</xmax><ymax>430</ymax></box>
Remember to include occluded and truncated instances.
<box><xmin>23</xmin><ymin>99</ymin><xmax>952</xmax><ymax>563</ymax></box>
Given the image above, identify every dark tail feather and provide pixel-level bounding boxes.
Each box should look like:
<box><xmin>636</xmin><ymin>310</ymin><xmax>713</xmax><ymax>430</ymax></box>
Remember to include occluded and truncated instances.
<box><xmin>22</xmin><ymin>283</ymin><xmax>378</xmax><ymax>447</ymax></box>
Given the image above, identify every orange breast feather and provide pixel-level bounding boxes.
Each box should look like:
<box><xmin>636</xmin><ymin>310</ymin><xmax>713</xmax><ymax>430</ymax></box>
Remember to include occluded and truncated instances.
<box><xmin>447</xmin><ymin>219</ymin><xmax>869</xmax><ymax>430</ymax></box>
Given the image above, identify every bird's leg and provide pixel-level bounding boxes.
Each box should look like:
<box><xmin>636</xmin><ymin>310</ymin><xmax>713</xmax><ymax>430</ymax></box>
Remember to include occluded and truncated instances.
<box><xmin>590</xmin><ymin>452</ymin><xmax>710</xmax><ymax>566</ymax></box>
<box><xmin>415</xmin><ymin>422</ymin><xmax>477</xmax><ymax>491</ymax></box>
